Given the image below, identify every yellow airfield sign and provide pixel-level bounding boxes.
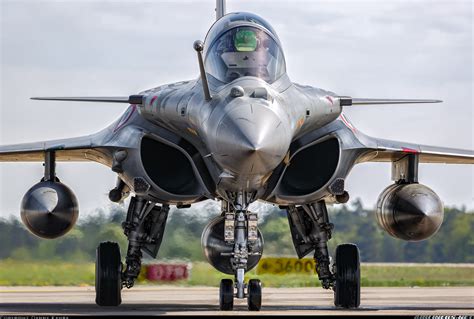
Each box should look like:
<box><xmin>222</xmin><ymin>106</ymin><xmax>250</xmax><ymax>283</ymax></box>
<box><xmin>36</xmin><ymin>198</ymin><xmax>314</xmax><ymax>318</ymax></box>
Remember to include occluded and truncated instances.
<box><xmin>256</xmin><ymin>257</ymin><xmax>316</xmax><ymax>275</ymax></box>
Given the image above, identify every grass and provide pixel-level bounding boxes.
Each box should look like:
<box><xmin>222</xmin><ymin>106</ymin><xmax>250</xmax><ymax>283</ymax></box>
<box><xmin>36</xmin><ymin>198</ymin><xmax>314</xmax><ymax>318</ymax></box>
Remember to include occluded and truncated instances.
<box><xmin>1</xmin><ymin>259</ymin><xmax>473</xmax><ymax>287</ymax></box>
<box><xmin>360</xmin><ymin>264</ymin><xmax>474</xmax><ymax>287</ymax></box>
<box><xmin>0</xmin><ymin>260</ymin><xmax>95</xmax><ymax>286</ymax></box>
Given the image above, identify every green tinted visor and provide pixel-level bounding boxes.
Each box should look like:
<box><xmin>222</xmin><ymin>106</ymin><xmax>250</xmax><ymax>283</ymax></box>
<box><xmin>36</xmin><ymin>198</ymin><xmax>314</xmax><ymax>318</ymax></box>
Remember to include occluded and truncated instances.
<box><xmin>234</xmin><ymin>30</ymin><xmax>258</xmax><ymax>52</ymax></box>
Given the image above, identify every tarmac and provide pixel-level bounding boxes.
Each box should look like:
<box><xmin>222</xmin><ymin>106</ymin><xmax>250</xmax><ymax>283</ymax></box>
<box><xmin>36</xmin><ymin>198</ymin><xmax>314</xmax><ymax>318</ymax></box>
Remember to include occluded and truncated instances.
<box><xmin>0</xmin><ymin>286</ymin><xmax>473</xmax><ymax>316</ymax></box>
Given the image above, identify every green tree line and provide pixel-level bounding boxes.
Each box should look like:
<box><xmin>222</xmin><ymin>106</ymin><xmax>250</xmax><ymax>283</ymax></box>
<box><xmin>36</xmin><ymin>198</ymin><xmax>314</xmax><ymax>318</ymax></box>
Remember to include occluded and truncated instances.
<box><xmin>0</xmin><ymin>199</ymin><xmax>472</xmax><ymax>263</ymax></box>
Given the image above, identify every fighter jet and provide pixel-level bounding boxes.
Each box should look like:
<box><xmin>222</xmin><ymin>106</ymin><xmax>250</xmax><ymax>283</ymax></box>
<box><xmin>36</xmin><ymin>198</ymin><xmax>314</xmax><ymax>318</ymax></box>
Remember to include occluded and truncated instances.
<box><xmin>1</xmin><ymin>0</ymin><xmax>472</xmax><ymax>311</ymax></box>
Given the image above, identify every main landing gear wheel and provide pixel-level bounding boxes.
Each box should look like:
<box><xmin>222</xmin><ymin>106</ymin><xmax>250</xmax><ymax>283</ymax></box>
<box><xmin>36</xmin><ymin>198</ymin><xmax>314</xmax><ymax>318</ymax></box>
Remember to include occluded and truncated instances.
<box><xmin>219</xmin><ymin>279</ymin><xmax>234</xmax><ymax>311</ymax></box>
<box><xmin>95</xmin><ymin>241</ymin><xmax>122</xmax><ymax>306</ymax></box>
<box><xmin>247</xmin><ymin>279</ymin><xmax>262</xmax><ymax>311</ymax></box>
<box><xmin>334</xmin><ymin>243</ymin><xmax>360</xmax><ymax>308</ymax></box>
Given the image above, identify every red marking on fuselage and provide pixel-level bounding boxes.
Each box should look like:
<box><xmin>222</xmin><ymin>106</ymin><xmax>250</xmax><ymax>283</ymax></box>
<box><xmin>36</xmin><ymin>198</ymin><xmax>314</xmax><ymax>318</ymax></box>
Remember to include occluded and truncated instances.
<box><xmin>114</xmin><ymin>104</ymin><xmax>136</xmax><ymax>132</ymax></box>
<box><xmin>150</xmin><ymin>96</ymin><xmax>158</xmax><ymax>105</ymax></box>
<box><xmin>325</xmin><ymin>96</ymin><xmax>334</xmax><ymax>105</ymax></box>
<box><xmin>402</xmin><ymin>147</ymin><xmax>419</xmax><ymax>154</ymax></box>
<box><xmin>339</xmin><ymin>113</ymin><xmax>356</xmax><ymax>132</ymax></box>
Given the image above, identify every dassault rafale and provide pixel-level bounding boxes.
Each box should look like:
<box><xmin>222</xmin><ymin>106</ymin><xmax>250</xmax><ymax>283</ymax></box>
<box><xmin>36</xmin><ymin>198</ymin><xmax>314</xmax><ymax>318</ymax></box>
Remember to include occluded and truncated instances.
<box><xmin>1</xmin><ymin>0</ymin><xmax>472</xmax><ymax>311</ymax></box>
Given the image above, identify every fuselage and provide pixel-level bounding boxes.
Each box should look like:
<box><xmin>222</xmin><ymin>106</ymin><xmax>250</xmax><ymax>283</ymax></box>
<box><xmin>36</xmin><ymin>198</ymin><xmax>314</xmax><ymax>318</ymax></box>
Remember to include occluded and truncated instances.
<box><xmin>105</xmin><ymin>12</ymin><xmax>360</xmax><ymax>205</ymax></box>
<box><xmin>136</xmin><ymin>75</ymin><xmax>342</xmax><ymax>196</ymax></box>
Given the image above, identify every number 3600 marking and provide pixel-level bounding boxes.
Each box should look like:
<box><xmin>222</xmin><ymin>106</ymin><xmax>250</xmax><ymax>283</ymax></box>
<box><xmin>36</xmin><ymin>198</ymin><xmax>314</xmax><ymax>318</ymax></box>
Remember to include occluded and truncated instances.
<box><xmin>256</xmin><ymin>257</ymin><xmax>316</xmax><ymax>275</ymax></box>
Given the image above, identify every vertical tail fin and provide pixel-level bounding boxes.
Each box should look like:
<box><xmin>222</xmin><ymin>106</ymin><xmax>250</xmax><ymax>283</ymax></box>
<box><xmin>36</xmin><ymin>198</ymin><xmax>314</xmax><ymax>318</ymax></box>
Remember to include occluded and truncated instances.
<box><xmin>216</xmin><ymin>0</ymin><xmax>226</xmax><ymax>20</ymax></box>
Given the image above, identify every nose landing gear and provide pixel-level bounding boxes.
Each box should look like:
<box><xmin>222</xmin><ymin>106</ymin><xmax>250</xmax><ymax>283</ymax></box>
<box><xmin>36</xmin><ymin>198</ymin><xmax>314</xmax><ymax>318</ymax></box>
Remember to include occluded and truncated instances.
<box><xmin>216</xmin><ymin>194</ymin><xmax>263</xmax><ymax>311</ymax></box>
<box><xmin>218</xmin><ymin>210</ymin><xmax>263</xmax><ymax>311</ymax></box>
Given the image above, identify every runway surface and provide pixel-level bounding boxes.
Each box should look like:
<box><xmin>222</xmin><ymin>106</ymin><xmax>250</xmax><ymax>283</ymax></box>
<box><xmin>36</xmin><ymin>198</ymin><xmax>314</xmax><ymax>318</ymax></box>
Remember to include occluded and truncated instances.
<box><xmin>1</xmin><ymin>286</ymin><xmax>473</xmax><ymax>315</ymax></box>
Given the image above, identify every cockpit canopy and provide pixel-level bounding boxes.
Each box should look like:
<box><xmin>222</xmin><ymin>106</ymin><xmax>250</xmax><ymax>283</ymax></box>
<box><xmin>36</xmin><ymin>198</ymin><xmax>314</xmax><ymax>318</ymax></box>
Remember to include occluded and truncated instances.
<box><xmin>204</xmin><ymin>12</ymin><xmax>286</xmax><ymax>84</ymax></box>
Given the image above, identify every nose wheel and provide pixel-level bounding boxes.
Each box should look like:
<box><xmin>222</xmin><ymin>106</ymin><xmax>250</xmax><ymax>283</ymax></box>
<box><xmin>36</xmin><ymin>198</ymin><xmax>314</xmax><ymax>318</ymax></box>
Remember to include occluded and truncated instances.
<box><xmin>219</xmin><ymin>278</ymin><xmax>262</xmax><ymax>311</ymax></box>
<box><xmin>247</xmin><ymin>279</ymin><xmax>262</xmax><ymax>311</ymax></box>
<box><xmin>219</xmin><ymin>279</ymin><xmax>234</xmax><ymax>310</ymax></box>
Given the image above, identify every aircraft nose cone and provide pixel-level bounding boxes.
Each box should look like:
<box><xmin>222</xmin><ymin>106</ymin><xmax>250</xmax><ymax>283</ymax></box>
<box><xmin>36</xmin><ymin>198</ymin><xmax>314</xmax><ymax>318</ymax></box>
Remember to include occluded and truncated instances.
<box><xmin>213</xmin><ymin>104</ymin><xmax>290</xmax><ymax>176</ymax></box>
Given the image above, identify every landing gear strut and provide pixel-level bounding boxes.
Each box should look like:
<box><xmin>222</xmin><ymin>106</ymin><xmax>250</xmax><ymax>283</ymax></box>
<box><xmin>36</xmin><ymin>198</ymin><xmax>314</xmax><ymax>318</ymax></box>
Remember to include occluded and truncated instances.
<box><xmin>95</xmin><ymin>196</ymin><xmax>169</xmax><ymax>306</ymax></box>
<box><xmin>287</xmin><ymin>200</ymin><xmax>361</xmax><ymax>309</ymax></box>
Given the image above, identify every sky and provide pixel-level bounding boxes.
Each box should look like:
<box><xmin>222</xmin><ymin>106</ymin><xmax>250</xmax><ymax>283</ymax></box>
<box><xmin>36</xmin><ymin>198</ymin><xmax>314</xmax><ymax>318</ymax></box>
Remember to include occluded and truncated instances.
<box><xmin>0</xmin><ymin>0</ymin><xmax>473</xmax><ymax>219</ymax></box>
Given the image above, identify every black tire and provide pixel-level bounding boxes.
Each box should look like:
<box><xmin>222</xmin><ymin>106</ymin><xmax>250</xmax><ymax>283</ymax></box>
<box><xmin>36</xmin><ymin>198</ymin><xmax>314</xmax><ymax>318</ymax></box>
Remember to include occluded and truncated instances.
<box><xmin>219</xmin><ymin>279</ymin><xmax>234</xmax><ymax>311</ymax></box>
<box><xmin>247</xmin><ymin>279</ymin><xmax>262</xmax><ymax>311</ymax></box>
<box><xmin>334</xmin><ymin>243</ymin><xmax>360</xmax><ymax>308</ymax></box>
<box><xmin>95</xmin><ymin>241</ymin><xmax>122</xmax><ymax>306</ymax></box>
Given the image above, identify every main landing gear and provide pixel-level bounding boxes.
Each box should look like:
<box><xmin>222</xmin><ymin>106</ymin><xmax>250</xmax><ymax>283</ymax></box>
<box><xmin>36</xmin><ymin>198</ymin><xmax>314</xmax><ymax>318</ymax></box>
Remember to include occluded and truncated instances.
<box><xmin>95</xmin><ymin>242</ymin><xmax>122</xmax><ymax>306</ymax></box>
<box><xmin>95</xmin><ymin>194</ymin><xmax>360</xmax><ymax>310</ymax></box>
<box><xmin>95</xmin><ymin>196</ymin><xmax>169</xmax><ymax>307</ymax></box>
<box><xmin>287</xmin><ymin>200</ymin><xmax>361</xmax><ymax>309</ymax></box>
<box><xmin>334</xmin><ymin>243</ymin><xmax>360</xmax><ymax>308</ymax></box>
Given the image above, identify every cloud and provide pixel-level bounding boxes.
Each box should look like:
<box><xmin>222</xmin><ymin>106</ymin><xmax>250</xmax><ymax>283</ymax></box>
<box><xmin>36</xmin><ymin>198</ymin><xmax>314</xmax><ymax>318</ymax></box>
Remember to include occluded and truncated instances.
<box><xmin>1</xmin><ymin>0</ymin><xmax>472</xmax><ymax>218</ymax></box>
